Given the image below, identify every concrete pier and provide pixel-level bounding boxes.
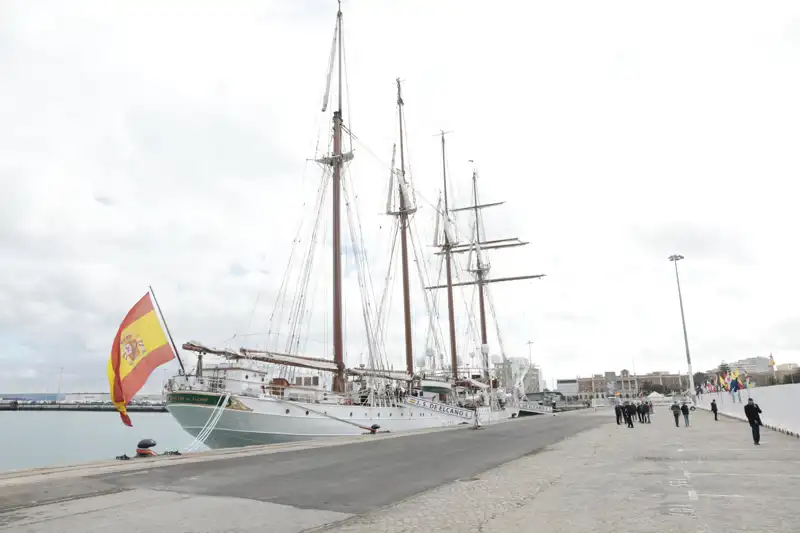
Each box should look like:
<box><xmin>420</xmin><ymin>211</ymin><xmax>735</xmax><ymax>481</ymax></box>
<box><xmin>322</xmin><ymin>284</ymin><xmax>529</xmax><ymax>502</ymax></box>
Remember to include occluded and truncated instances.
<box><xmin>0</xmin><ymin>403</ymin><xmax>167</xmax><ymax>412</ymax></box>
<box><xmin>1</xmin><ymin>408</ymin><xmax>797</xmax><ymax>532</ymax></box>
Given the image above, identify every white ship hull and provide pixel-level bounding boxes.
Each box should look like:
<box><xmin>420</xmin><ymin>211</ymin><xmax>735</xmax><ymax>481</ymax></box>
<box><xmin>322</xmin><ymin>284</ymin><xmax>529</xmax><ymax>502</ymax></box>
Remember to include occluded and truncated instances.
<box><xmin>167</xmin><ymin>392</ymin><xmax>518</xmax><ymax>449</ymax></box>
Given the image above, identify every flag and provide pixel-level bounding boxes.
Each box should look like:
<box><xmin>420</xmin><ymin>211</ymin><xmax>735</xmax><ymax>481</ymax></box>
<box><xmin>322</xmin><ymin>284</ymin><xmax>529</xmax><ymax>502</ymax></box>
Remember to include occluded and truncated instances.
<box><xmin>107</xmin><ymin>293</ymin><xmax>176</xmax><ymax>426</ymax></box>
<box><xmin>769</xmin><ymin>353</ymin><xmax>775</xmax><ymax>368</ymax></box>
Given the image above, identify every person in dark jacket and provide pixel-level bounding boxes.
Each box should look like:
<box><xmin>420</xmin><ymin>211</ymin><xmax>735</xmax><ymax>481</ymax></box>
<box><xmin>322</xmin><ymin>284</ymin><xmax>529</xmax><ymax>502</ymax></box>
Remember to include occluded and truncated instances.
<box><xmin>614</xmin><ymin>403</ymin><xmax>622</xmax><ymax>425</ymax></box>
<box><xmin>670</xmin><ymin>401</ymin><xmax>681</xmax><ymax>427</ymax></box>
<box><xmin>624</xmin><ymin>403</ymin><xmax>635</xmax><ymax>428</ymax></box>
<box><xmin>636</xmin><ymin>403</ymin><xmax>643</xmax><ymax>423</ymax></box>
<box><xmin>642</xmin><ymin>401</ymin><xmax>651</xmax><ymax>423</ymax></box>
<box><xmin>744</xmin><ymin>398</ymin><xmax>763</xmax><ymax>445</ymax></box>
<box><xmin>711</xmin><ymin>399</ymin><xmax>718</xmax><ymax>421</ymax></box>
<box><xmin>681</xmin><ymin>402</ymin><xmax>690</xmax><ymax>427</ymax></box>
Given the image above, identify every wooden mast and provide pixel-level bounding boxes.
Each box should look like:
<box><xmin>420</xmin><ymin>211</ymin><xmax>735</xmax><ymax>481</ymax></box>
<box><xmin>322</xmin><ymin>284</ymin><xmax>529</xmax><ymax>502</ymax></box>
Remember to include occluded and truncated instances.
<box><xmin>471</xmin><ymin>169</ymin><xmax>489</xmax><ymax>376</ymax></box>
<box><xmin>426</xmin><ymin>166</ymin><xmax>546</xmax><ymax>381</ymax></box>
<box><xmin>439</xmin><ymin>132</ymin><xmax>459</xmax><ymax>380</ymax></box>
<box><xmin>331</xmin><ymin>4</ymin><xmax>345</xmax><ymax>393</ymax></box>
<box><xmin>395</xmin><ymin>79</ymin><xmax>414</xmax><ymax>376</ymax></box>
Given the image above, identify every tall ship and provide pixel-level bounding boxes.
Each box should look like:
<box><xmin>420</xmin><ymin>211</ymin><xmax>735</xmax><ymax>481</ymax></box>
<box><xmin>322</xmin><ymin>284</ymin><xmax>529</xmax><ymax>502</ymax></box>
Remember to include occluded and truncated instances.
<box><xmin>165</xmin><ymin>4</ymin><xmax>544</xmax><ymax>449</ymax></box>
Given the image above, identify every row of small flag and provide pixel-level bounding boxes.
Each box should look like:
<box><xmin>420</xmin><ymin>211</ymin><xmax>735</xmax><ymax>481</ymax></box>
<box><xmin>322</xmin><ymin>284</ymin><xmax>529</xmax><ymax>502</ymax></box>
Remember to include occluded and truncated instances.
<box><xmin>703</xmin><ymin>355</ymin><xmax>776</xmax><ymax>393</ymax></box>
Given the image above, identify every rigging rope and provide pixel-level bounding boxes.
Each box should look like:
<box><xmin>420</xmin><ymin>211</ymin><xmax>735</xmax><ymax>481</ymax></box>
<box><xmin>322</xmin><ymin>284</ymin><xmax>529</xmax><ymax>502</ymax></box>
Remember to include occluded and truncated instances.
<box><xmin>408</xmin><ymin>219</ymin><xmax>447</xmax><ymax>363</ymax></box>
<box><xmin>341</xmin><ymin>169</ymin><xmax>386</xmax><ymax>373</ymax></box>
<box><xmin>185</xmin><ymin>393</ymin><xmax>230</xmax><ymax>452</ymax></box>
<box><xmin>374</xmin><ymin>221</ymin><xmax>399</xmax><ymax>362</ymax></box>
<box><xmin>484</xmin><ymin>284</ymin><xmax>508</xmax><ymax>380</ymax></box>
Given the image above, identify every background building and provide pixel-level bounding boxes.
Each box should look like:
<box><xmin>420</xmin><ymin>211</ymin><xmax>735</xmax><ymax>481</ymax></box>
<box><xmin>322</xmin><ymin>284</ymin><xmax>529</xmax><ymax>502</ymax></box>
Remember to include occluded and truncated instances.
<box><xmin>558</xmin><ymin>369</ymin><xmax>690</xmax><ymax>401</ymax></box>
<box><xmin>556</xmin><ymin>379</ymin><xmax>578</xmax><ymax>397</ymax></box>
<box><xmin>729</xmin><ymin>356</ymin><xmax>771</xmax><ymax>374</ymax></box>
<box><xmin>523</xmin><ymin>365</ymin><xmax>541</xmax><ymax>394</ymax></box>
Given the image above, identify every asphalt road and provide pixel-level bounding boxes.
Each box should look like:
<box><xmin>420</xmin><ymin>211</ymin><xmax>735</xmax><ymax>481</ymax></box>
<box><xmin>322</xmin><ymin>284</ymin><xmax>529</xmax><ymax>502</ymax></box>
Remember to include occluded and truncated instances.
<box><xmin>0</xmin><ymin>413</ymin><xmax>608</xmax><ymax>532</ymax></box>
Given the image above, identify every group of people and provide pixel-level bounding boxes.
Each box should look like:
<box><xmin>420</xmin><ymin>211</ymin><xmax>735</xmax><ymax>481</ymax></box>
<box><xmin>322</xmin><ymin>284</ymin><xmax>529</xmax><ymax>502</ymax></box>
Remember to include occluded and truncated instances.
<box><xmin>670</xmin><ymin>401</ymin><xmax>691</xmax><ymax>427</ymax></box>
<box><xmin>616</xmin><ymin>396</ymin><xmax>766</xmax><ymax>446</ymax></box>
<box><xmin>614</xmin><ymin>400</ymin><xmax>653</xmax><ymax>428</ymax></box>
<box><xmin>614</xmin><ymin>399</ymin><xmax>694</xmax><ymax>428</ymax></box>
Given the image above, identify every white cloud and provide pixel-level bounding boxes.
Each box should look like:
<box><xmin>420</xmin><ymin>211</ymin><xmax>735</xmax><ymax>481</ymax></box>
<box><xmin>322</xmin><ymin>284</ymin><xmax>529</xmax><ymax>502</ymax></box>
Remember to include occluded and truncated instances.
<box><xmin>2</xmin><ymin>0</ymin><xmax>800</xmax><ymax>394</ymax></box>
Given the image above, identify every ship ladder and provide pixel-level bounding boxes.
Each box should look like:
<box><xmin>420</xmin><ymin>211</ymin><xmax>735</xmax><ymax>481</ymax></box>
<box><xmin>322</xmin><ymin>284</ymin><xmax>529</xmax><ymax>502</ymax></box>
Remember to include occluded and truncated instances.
<box><xmin>186</xmin><ymin>393</ymin><xmax>230</xmax><ymax>452</ymax></box>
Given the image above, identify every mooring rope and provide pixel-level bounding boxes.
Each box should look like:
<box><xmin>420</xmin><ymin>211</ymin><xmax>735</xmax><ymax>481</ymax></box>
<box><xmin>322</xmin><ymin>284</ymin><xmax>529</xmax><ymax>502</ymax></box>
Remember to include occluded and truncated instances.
<box><xmin>186</xmin><ymin>393</ymin><xmax>230</xmax><ymax>452</ymax></box>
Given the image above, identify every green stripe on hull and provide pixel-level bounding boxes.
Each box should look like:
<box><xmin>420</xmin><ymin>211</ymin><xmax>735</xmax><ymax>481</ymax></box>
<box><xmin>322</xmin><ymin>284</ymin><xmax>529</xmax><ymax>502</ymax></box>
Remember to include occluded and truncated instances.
<box><xmin>167</xmin><ymin>392</ymin><xmax>253</xmax><ymax>412</ymax></box>
<box><xmin>167</xmin><ymin>392</ymin><xmax>223</xmax><ymax>406</ymax></box>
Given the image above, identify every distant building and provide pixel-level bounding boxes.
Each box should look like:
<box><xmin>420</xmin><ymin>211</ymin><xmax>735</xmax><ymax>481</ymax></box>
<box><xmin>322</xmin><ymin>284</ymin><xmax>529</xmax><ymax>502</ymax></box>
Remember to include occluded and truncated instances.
<box><xmin>728</xmin><ymin>356</ymin><xmax>772</xmax><ymax>374</ymax></box>
<box><xmin>59</xmin><ymin>392</ymin><xmax>164</xmax><ymax>404</ymax></box>
<box><xmin>524</xmin><ymin>365</ymin><xmax>541</xmax><ymax>394</ymax></box>
<box><xmin>0</xmin><ymin>393</ymin><xmax>61</xmax><ymax>402</ymax></box>
<box><xmin>556</xmin><ymin>379</ymin><xmax>578</xmax><ymax>397</ymax></box>
<box><xmin>495</xmin><ymin>358</ymin><xmax>541</xmax><ymax>394</ymax></box>
<box><xmin>557</xmin><ymin>369</ymin><xmax>690</xmax><ymax>400</ymax></box>
<box><xmin>63</xmin><ymin>392</ymin><xmax>111</xmax><ymax>403</ymax></box>
<box><xmin>776</xmin><ymin>363</ymin><xmax>798</xmax><ymax>371</ymax></box>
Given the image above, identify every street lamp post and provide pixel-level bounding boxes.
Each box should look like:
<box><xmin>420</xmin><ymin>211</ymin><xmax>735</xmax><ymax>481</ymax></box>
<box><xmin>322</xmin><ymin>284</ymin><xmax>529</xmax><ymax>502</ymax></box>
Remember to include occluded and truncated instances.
<box><xmin>668</xmin><ymin>254</ymin><xmax>695</xmax><ymax>396</ymax></box>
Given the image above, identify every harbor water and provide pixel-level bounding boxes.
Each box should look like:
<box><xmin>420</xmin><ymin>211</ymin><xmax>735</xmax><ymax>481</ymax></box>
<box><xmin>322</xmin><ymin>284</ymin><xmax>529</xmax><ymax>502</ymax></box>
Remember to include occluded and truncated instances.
<box><xmin>0</xmin><ymin>411</ymin><xmax>205</xmax><ymax>473</ymax></box>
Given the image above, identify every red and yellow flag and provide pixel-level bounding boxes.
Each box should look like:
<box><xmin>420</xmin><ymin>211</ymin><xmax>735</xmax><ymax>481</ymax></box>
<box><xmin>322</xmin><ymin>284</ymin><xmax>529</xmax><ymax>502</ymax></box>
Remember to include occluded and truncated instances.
<box><xmin>107</xmin><ymin>293</ymin><xmax>175</xmax><ymax>426</ymax></box>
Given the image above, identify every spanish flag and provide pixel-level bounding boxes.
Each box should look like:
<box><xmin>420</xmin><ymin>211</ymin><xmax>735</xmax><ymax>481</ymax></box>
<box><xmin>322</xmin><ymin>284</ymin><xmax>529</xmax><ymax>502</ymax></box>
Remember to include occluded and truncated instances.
<box><xmin>107</xmin><ymin>293</ymin><xmax>176</xmax><ymax>426</ymax></box>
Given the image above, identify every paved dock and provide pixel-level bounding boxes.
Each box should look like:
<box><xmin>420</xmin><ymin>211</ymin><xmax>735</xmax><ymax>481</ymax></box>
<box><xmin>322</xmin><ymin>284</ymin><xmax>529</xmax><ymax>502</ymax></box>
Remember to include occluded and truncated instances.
<box><xmin>1</xmin><ymin>408</ymin><xmax>798</xmax><ymax>532</ymax></box>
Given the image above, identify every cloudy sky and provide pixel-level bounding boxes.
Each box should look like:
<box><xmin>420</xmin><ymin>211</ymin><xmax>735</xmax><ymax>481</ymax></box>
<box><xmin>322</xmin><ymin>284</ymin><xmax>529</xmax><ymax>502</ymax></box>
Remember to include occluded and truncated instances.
<box><xmin>2</xmin><ymin>0</ymin><xmax>800</xmax><ymax>394</ymax></box>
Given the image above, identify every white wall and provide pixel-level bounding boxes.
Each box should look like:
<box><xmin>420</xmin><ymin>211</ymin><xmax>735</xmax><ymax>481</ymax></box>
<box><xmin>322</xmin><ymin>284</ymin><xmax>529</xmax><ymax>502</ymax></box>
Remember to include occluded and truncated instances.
<box><xmin>695</xmin><ymin>383</ymin><xmax>800</xmax><ymax>438</ymax></box>
<box><xmin>557</xmin><ymin>381</ymin><xmax>578</xmax><ymax>396</ymax></box>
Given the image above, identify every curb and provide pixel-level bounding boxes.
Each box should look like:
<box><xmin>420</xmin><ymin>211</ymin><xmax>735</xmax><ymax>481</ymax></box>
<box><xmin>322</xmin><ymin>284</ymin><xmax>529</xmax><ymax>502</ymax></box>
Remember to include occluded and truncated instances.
<box><xmin>695</xmin><ymin>405</ymin><xmax>799</xmax><ymax>439</ymax></box>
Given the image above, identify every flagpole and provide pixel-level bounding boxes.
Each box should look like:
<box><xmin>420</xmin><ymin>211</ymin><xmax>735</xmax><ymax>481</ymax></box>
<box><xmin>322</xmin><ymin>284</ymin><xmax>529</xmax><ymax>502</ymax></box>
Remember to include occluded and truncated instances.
<box><xmin>148</xmin><ymin>285</ymin><xmax>186</xmax><ymax>373</ymax></box>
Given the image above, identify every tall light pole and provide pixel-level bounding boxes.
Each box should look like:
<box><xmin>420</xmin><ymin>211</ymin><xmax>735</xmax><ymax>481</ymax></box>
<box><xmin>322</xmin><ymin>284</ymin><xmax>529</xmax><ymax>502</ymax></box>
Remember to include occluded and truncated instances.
<box><xmin>668</xmin><ymin>254</ymin><xmax>695</xmax><ymax>395</ymax></box>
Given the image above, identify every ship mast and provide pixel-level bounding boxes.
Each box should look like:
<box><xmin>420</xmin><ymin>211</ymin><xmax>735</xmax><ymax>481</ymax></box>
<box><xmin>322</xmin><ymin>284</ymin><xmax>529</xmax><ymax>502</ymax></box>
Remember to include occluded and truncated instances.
<box><xmin>428</xmin><ymin>166</ymin><xmax>546</xmax><ymax>380</ymax></box>
<box><xmin>438</xmin><ymin>132</ymin><xmax>459</xmax><ymax>380</ymax></box>
<box><xmin>470</xmin><ymin>170</ymin><xmax>489</xmax><ymax>357</ymax></box>
<box><xmin>331</xmin><ymin>4</ymin><xmax>345</xmax><ymax>392</ymax></box>
<box><xmin>395</xmin><ymin>79</ymin><xmax>414</xmax><ymax>376</ymax></box>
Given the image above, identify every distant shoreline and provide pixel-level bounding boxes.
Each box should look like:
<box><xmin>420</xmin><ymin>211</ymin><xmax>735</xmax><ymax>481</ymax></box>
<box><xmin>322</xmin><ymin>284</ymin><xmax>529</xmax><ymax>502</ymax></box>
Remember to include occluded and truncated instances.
<box><xmin>0</xmin><ymin>403</ymin><xmax>167</xmax><ymax>413</ymax></box>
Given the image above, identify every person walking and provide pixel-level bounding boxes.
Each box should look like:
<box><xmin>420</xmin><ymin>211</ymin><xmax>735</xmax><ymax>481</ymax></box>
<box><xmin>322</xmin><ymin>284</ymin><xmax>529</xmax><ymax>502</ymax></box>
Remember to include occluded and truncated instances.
<box><xmin>615</xmin><ymin>403</ymin><xmax>622</xmax><ymax>425</ymax></box>
<box><xmin>681</xmin><ymin>402</ymin><xmax>690</xmax><ymax>427</ymax></box>
<box><xmin>744</xmin><ymin>398</ymin><xmax>763</xmax><ymax>445</ymax></box>
<box><xmin>624</xmin><ymin>402</ymin><xmax>635</xmax><ymax>428</ymax></box>
<box><xmin>643</xmin><ymin>401</ymin><xmax>651</xmax><ymax>423</ymax></box>
<box><xmin>711</xmin><ymin>399</ymin><xmax>718</xmax><ymax>421</ymax></box>
<box><xmin>671</xmin><ymin>401</ymin><xmax>681</xmax><ymax>427</ymax></box>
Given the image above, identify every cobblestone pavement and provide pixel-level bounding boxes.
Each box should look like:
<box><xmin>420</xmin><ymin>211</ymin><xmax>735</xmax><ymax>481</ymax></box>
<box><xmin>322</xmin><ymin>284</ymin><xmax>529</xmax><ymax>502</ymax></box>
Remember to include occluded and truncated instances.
<box><xmin>318</xmin><ymin>407</ymin><xmax>800</xmax><ymax>533</ymax></box>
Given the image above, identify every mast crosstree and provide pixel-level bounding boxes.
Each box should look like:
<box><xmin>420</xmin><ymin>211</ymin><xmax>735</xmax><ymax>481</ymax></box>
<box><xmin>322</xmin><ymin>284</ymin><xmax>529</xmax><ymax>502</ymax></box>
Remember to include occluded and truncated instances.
<box><xmin>427</xmin><ymin>167</ymin><xmax>545</xmax><ymax>380</ymax></box>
